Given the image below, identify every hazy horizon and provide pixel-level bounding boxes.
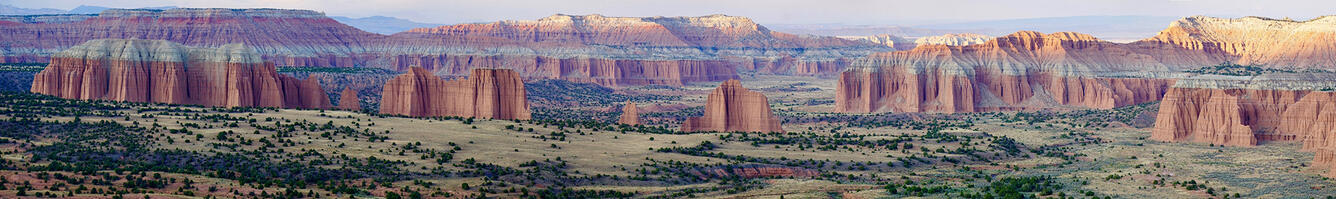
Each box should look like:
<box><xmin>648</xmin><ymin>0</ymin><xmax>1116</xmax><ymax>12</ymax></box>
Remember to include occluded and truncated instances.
<box><xmin>1</xmin><ymin>0</ymin><xmax>1332</xmax><ymax>26</ymax></box>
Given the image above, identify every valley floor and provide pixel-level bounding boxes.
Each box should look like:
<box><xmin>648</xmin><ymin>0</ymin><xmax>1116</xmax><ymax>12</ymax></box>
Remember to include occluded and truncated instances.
<box><xmin>0</xmin><ymin>75</ymin><xmax>1329</xmax><ymax>198</ymax></box>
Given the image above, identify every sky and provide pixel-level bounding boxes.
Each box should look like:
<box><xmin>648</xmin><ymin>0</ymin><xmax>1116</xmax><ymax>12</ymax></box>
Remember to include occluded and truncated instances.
<box><xmin>3</xmin><ymin>0</ymin><xmax>1336</xmax><ymax>25</ymax></box>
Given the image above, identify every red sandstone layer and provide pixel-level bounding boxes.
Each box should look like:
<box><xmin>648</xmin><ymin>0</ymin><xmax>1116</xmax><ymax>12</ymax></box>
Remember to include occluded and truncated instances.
<box><xmin>682</xmin><ymin>80</ymin><xmax>783</xmax><ymax>133</ymax></box>
<box><xmin>30</xmin><ymin>39</ymin><xmax>330</xmax><ymax>109</ymax></box>
<box><xmin>380</xmin><ymin>67</ymin><xmax>531</xmax><ymax>120</ymax></box>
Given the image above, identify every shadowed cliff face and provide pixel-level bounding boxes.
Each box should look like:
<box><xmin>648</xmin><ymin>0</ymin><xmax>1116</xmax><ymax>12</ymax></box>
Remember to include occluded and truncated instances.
<box><xmin>682</xmin><ymin>80</ymin><xmax>783</xmax><ymax>133</ymax></box>
<box><xmin>379</xmin><ymin>67</ymin><xmax>531</xmax><ymax>120</ymax></box>
<box><xmin>29</xmin><ymin>39</ymin><xmax>331</xmax><ymax>109</ymax></box>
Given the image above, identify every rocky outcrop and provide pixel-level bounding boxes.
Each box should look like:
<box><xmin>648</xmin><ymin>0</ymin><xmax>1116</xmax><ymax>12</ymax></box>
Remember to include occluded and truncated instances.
<box><xmin>1142</xmin><ymin>16</ymin><xmax>1336</xmax><ymax>68</ymax></box>
<box><xmin>682</xmin><ymin>80</ymin><xmax>783</xmax><ymax>133</ymax></box>
<box><xmin>836</xmin><ymin>34</ymin><xmax>917</xmax><ymax>50</ymax></box>
<box><xmin>337</xmin><ymin>88</ymin><xmax>361</xmax><ymax>111</ymax></box>
<box><xmin>837</xmin><ymin>15</ymin><xmax>1336</xmax><ymax>114</ymax></box>
<box><xmin>836</xmin><ymin>31</ymin><xmax>1184</xmax><ymax>113</ymax></box>
<box><xmin>3</xmin><ymin>9</ymin><xmax>889</xmax><ymax>86</ymax></box>
<box><xmin>1149</xmin><ymin>74</ymin><xmax>1336</xmax><ymax>176</ymax></box>
<box><xmin>0</xmin><ymin>8</ymin><xmax>382</xmax><ymax>66</ymax></box>
<box><xmin>379</xmin><ymin>67</ymin><xmax>531</xmax><ymax>120</ymax></box>
<box><xmin>30</xmin><ymin>39</ymin><xmax>331</xmax><ymax>109</ymax></box>
<box><xmin>618</xmin><ymin>102</ymin><xmax>639</xmax><ymax>125</ymax></box>
<box><xmin>913</xmin><ymin>33</ymin><xmax>992</xmax><ymax>46</ymax></box>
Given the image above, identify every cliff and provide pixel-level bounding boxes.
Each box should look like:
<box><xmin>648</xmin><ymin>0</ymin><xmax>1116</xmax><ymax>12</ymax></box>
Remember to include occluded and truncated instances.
<box><xmin>836</xmin><ymin>31</ymin><xmax>1183</xmax><ymax>113</ymax></box>
<box><xmin>380</xmin><ymin>67</ymin><xmax>531</xmax><ymax>120</ymax></box>
<box><xmin>1141</xmin><ymin>16</ymin><xmax>1336</xmax><ymax>68</ymax></box>
<box><xmin>0</xmin><ymin>8</ymin><xmax>382</xmax><ymax>66</ymax></box>
<box><xmin>1150</xmin><ymin>74</ymin><xmax>1336</xmax><ymax>176</ymax></box>
<box><xmin>4</xmin><ymin>10</ymin><xmax>892</xmax><ymax>86</ymax></box>
<box><xmin>618</xmin><ymin>102</ymin><xmax>639</xmax><ymax>125</ymax></box>
<box><xmin>30</xmin><ymin>39</ymin><xmax>331</xmax><ymax>109</ymax></box>
<box><xmin>682</xmin><ymin>80</ymin><xmax>783</xmax><ymax>133</ymax></box>
<box><xmin>913</xmin><ymin>33</ymin><xmax>992</xmax><ymax>46</ymax></box>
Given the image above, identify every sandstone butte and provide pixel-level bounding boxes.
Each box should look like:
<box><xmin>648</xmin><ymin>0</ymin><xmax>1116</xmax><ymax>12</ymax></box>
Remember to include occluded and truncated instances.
<box><xmin>618</xmin><ymin>102</ymin><xmax>639</xmax><ymax>125</ymax></box>
<box><xmin>30</xmin><ymin>39</ymin><xmax>331</xmax><ymax>109</ymax></box>
<box><xmin>681</xmin><ymin>80</ymin><xmax>783</xmax><ymax>133</ymax></box>
<box><xmin>380</xmin><ymin>67</ymin><xmax>532</xmax><ymax>120</ymax></box>
<box><xmin>0</xmin><ymin>9</ymin><xmax>890</xmax><ymax>86</ymax></box>
<box><xmin>337</xmin><ymin>88</ymin><xmax>361</xmax><ymax>111</ymax></box>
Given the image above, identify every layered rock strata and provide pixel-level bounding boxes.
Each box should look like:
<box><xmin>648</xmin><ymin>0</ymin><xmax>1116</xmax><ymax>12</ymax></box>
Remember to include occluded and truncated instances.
<box><xmin>682</xmin><ymin>80</ymin><xmax>783</xmax><ymax>133</ymax></box>
<box><xmin>1150</xmin><ymin>74</ymin><xmax>1336</xmax><ymax>176</ymax></box>
<box><xmin>1</xmin><ymin>9</ymin><xmax>889</xmax><ymax>86</ymax></box>
<box><xmin>618</xmin><ymin>102</ymin><xmax>639</xmax><ymax>125</ymax></box>
<box><xmin>30</xmin><ymin>39</ymin><xmax>331</xmax><ymax>109</ymax></box>
<box><xmin>380</xmin><ymin>67</ymin><xmax>531</xmax><ymax>120</ymax></box>
<box><xmin>836</xmin><ymin>31</ymin><xmax>1187</xmax><ymax>113</ymax></box>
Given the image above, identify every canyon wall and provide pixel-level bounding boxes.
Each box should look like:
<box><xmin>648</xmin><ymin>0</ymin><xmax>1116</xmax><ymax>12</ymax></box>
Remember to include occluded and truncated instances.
<box><xmin>1</xmin><ymin>9</ymin><xmax>889</xmax><ymax>86</ymax></box>
<box><xmin>1150</xmin><ymin>74</ymin><xmax>1336</xmax><ymax>176</ymax></box>
<box><xmin>835</xmin><ymin>31</ymin><xmax>1192</xmax><ymax>113</ymax></box>
<box><xmin>380</xmin><ymin>67</ymin><xmax>531</xmax><ymax>120</ymax></box>
<box><xmin>682</xmin><ymin>80</ymin><xmax>783</xmax><ymax>133</ymax></box>
<box><xmin>30</xmin><ymin>39</ymin><xmax>331</xmax><ymax>109</ymax></box>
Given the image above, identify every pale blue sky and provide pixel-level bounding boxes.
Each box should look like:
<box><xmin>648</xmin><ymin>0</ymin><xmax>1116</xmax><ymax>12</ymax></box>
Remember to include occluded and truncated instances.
<box><xmin>3</xmin><ymin>0</ymin><xmax>1333</xmax><ymax>25</ymax></box>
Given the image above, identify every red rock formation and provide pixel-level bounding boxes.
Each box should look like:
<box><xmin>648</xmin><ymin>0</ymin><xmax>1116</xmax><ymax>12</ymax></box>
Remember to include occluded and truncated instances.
<box><xmin>682</xmin><ymin>80</ymin><xmax>783</xmax><ymax>133</ymax></box>
<box><xmin>337</xmin><ymin>88</ymin><xmax>361</xmax><ymax>111</ymax></box>
<box><xmin>380</xmin><ymin>67</ymin><xmax>531</xmax><ymax>120</ymax></box>
<box><xmin>30</xmin><ymin>39</ymin><xmax>331</xmax><ymax>109</ymax></box>
<box><xmin>836</xmin><ymin>31</ymin><xmax>1182</xmax><ymax>113</ymax></box>
<box><xmin>1142</xmin><ymin>16</ymin><xmax>1336</xmax><ymax>68</ymax></box>
<box><xmin>378</xmin><ymin>54</ymin><xmax>738</xmax><ymax>87</ymax></box>
<box><xmin>0</xmin><ymin>8</ymin><xmax>381</xmax><ymax>66</ymax></box>
<box><xmin>1149</xmin><ymin>73</ymin><xmax>1336</xmax><ymax>176</ymax></box>
<box><xmin>618</xmin><ymin>102</ymin><xmax>639</xmax><ymax>125</ymax></box>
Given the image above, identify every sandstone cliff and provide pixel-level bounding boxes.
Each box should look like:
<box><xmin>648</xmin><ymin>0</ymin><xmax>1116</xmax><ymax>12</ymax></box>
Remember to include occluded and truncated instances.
<box><xmin>1150</xmin><ymin>74</ymin><xmax>1336</xmax><ymax>176</ymax></box>
<box><xmin>3</xmin><ymin>9</ymin><xmax>893</xmax><ymax>86</ymax></box>
<box><xmin>0</xmin><ymin>8</ymin><xmax>381</xmax><ymax>66</ymax></box>
<box><xmin>618</xmin><ymin>102</ymin><xmax>639</xmax><ymax>125</ymax></box>
<box><xmin>1141</xmin><ymin>16</ymin><xmax>1336</xmax><ymax>68</ymax></box>
<box><xmin>682</xmin><ymin>80</ymin><xmax>783</xmax><ymax>133</ymax></box>
<box><xmin>30</xmin><ymin>39</ymin><xmax>331</xmax><ymax>109</ymax></box>
<box><xmin>836</xmin><ymin>31</ymin><xmax>1183</xmax><ymax>113</ymax></box>
<box><xmin>380</xmin><ymin>67</ymin><xmax>531</xmax><ymax>120</ymax></box>
<box><xmin>338</xmin><ymin>88</ymin><xmax>361</xmax><ymax>111</ymax></box>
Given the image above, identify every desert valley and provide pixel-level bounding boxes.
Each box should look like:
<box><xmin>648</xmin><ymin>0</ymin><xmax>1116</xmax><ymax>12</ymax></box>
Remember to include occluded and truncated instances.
<box><xmin>0</xmin><ymin>1</ymin><xmax>1334</xmax><ymax>198</ymax></box>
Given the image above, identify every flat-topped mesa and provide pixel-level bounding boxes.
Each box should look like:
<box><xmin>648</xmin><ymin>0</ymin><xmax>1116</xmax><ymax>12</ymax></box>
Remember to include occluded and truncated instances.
<box><xmin>380</xmin><ymin>67</ymin><xmax>532</xmax><ymax>120</ymax></box>
<box><xmin>836</xmin><ymin>31</ymin><xmax>1184</xmax><ymax>113</ymax></box>
<box><xmin>30</xmin><ymin>39</ymin><xmax>331</xmax><ymax>109</ymax></box>
<box><xmin>389</xmin><ymin>13</ymin><xmax>883</xmax><ymax>77</ymax></box>
<box><xmin>682</xmin><ymin>80</ymin><xmax>783</xmax><ymax>133</ymax></box>
<box><xmin>337</xmin><ymin>88</ymin><xmax>361</xmax><ymax>111</ymax></box>
<box><xmin>0</xmin><ymin>8</ymin><xmax>381</xmax><ymax>66</ymax></box>
<box><xmin>1149</xmin><ymin>74</ymin><xmax>1336</xmax><ymax>176</ymax></box>
<box><xmin>1140</xmin><ymin>15</ymin><xmax>1336</xmax><ymax>67</ymax></box>
<box><xmin>618</xmin><ymin>102</ymin><xmax>640</xmax><ymax>125</ymax></box>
